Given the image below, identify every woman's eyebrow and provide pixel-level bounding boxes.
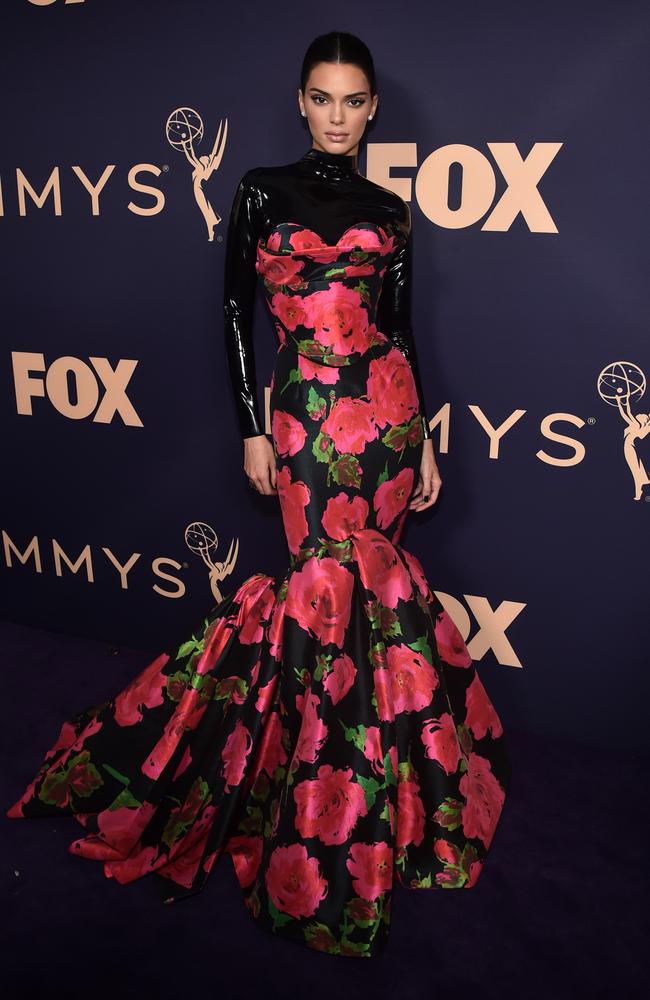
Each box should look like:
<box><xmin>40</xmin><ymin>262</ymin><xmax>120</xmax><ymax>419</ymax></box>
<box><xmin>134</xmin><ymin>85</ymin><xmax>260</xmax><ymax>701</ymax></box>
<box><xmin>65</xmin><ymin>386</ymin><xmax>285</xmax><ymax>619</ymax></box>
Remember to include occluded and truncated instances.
<box><xmin>308</xmin><ymin>87</ymin><xmax>368</xmax><ymax>98</ymax></box>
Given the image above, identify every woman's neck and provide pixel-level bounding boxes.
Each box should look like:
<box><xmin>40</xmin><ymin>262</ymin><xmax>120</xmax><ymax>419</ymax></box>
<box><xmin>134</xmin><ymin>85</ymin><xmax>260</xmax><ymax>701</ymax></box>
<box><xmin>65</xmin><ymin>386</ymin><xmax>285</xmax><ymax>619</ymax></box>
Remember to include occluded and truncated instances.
<box><xmin>299</xmin><ymin>145</ymin><xmax>359</xmax><ymax>180</ymax></box>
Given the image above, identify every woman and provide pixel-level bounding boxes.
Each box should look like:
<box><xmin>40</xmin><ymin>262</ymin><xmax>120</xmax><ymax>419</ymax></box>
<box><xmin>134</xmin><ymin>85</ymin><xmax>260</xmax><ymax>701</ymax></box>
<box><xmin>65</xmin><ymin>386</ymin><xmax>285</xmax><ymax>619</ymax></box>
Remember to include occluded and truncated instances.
<box><xmin>7</xmin><ymin>32</ymin><xmax>510</xmax><ymax>959</ymax></box>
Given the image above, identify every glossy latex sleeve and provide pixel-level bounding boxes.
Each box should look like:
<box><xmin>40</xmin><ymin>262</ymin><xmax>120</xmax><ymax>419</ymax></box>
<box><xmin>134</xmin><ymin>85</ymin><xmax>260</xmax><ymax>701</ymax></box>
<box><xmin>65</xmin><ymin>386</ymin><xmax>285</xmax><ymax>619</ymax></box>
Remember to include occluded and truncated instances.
<box><xmin>376</xmin><ymin>206</ymin><xmax>432</xmax><ymax>441</ymax></box>
<box><xmin>223</xmin><ymin>172</ymin><xmax>265</xmax><ymax>439</ymax></box>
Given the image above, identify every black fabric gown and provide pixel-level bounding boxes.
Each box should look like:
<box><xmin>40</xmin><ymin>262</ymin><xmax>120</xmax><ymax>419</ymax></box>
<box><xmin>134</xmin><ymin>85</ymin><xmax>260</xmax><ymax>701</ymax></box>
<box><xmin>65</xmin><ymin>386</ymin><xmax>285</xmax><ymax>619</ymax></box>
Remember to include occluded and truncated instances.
<box><xmin>6</xmin><ymin>146</ymin><xmax>511</xmax><ymax>959</ymax></box>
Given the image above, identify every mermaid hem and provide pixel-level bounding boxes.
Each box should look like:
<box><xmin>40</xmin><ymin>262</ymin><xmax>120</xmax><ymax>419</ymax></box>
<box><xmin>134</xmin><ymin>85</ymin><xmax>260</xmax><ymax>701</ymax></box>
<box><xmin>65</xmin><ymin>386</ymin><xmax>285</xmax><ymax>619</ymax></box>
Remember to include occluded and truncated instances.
<box><xmin>6</xmin><ymin>530</ymin><xmax>510</xmax><ymax>959</ymax></box>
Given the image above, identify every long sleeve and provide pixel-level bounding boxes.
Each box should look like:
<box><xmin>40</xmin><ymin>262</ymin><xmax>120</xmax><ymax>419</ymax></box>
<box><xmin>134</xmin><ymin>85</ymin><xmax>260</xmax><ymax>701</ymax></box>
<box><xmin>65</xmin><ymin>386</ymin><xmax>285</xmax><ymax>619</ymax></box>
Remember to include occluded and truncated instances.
<box><xmin>223</xmin><ymin>171</ymin><xmax>264</xmax><ymax>439</ymax></box>
<box><xmin>376</xmin><ymin>203</ymin><xmax>431</xmax><ymax>441</ymax></box>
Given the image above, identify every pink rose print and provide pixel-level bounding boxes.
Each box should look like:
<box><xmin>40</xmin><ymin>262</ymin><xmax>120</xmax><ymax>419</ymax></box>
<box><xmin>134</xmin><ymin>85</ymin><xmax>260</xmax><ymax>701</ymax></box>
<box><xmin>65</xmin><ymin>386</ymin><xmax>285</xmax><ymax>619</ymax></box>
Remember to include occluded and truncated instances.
<box><xmin>361</xmin><ymin>726</ymin><xmax>397</xmax><ymax>779</ymax></box>
<box><xmin>265</xmin><ymin>844</ymin><xmax>329</xmax><ymax>918</ymax></box>
<box><xmin>320</xmin><ymin>397</ymin><xmax>378</xmax><ymax>455</ymax></box>
<box><xmin>386</xmin><ymin>643</ymin><xmax>440</xmax><ymax>714</ymax></box>
<box><xmin>434</xmin><ymin>610</ymin><xmax>472</xmax><ymax>667</ymax></box>
<box><xmin>276</xmin><ymin>465</ymin><xmax>310</xmax><ymax>554</ymax></box>
<box><xmin>298</xmin><ymin>354</ymin><xmax>341</xmax><ymax>384</ymax></box>
<box><xmin>265</xmin><ymin>230</ymin><xmax>282</xmax><ymax>251</ymax></box>
<box><xmin>366</xmin><ymin>347</ymin><xmax>419</xmax><ymax>427</ymax></box>
<box><xmin>226</xmin><ymin>833</ymin><xmax>263</xmax><ymax>888</ymax></box>
<box><xmin>172</xmin><ymin>745</ymin><xmax>193</xmax><ymax>781</ymax></box>
<box><xmin>464</xmin><ymin>674</ymin><xmax>504</xmax><ymax>739</ymax></box>
<box><xmin>321</xmin><ymin>493</ymin><xmax>369</xmax><ymax>541</ymax></box>
<box><xmin>373</xmin><ymin>467</ymin><xmax>415</xmax><ymax>530</ymax></box>
<box><xmin>266</xmin><ymin>596</ymin><xmax>286</xmax><ymax>662</ymax></box>
<box><xmin>373</xmin><ymin>667</ymin><xmax>394</xmax><ymax>723</ymax></box>
<box><xmin>346</xmin><ymin>841</ymin><xmax>393</xmax><ymax>900</ymax></box>
<box><xmin>400</xmin><ymin>548</ymin><xmax>431</xmax><ymax>599</ymax></box>
<box><xmin>304</xmin><ymin>284</ymin><xmax>370</xmax><ymax>355</ymax></box>
<box><xmin>396</xmin><ymin>773</ymin><xmax>425</xmax><ymax>848</ymax></box>
<box><xmin>221</xmin><ymin>719</ymin><xmax>253</xmax><ymax>791</ymax></box>
<box><xmin>237</xmin><ymin>577</ymin><xmax>276</xmax><ymax>646</ymax></box>
<box><xmin>294</xmin><ymin>764</ymin><xmax>368</xmax><ymax>845</ymax></box>
<box><xmin>256</xmin><ymin>249</ymin><xmax>305</xmax><ymax>289</ymax></box>
<box><xmin>352</xmin><ymin>530</ymin><xmax>412</xmax><ymax>609</ymax></box>
<box><xmin>94</xmin><ymin>801</ymin><xmax>158</xmax><ymax>858</ymax></box>
<box><xmin>459</xmin><ymin>752</ymin><xmax>507</xmax><ymax>849</ymax></box>
<box><xmin>322</xmin><ymin>653</ymin><xmax>357</xmax><ymax>705</ymax></box>
<box><xmin>288</xmin><ymin>227</ymin><xmax>336</xmax><ymax>260</ymax></box>
<box><xmin>154</xmin><ymin>804</ymin><xmax>218</xmax><ymax>890</ymax></box>
<box><xmin>344</xmin><ymin>262</ymin><xmax>377</xmax><ymax>277</ymax></box>
<box><xmin>285</xmin><ymin>556</ymin><xmax>353</xmax><ymax>648</ymax></box>
<box><xmin>272</xmin><ymin>410</ymin><xmax>307</xmax><ymax>457</ymax></box>
<box><xmin>100</xmin><ymin>842</ymin><xmax>161</xmax><ymax>884</ymax></box>
<box><xmin>339</xmin><ymin>225</ymin><xmax>387</xmax><ymax>250</ymax></box>
<box><xmin>250</xmin><ymin>710</ymin><xmax>287</xmax><ymax>780</ymax></box>
<box><xmin>269</xmin><ymin>290</ymin><xmax>309</xmax><ymax>331</ymax></box>
<box><xmin>114</xmin><ymin>654</ymin><xmax>169</xmax><ymax>726</ymax></box>
<box><xmin>420</xmin><ymin>712</ymin><xmax>462</xmax><ymax>775</ymax></box>
<box><xmin>294</xmin><ymin>688</ymin><xmax>328</xmax><ymax>764</ymax></box>
<box><xmin>255</xmin><ymin>677</ymin><xmax>277</xmax><ymax>716</ymax></box>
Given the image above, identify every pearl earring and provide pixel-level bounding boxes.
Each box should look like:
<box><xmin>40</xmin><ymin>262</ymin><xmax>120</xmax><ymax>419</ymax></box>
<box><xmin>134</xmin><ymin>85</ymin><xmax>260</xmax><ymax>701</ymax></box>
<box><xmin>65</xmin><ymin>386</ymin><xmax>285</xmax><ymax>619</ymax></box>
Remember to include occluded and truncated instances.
<box><xmin>368</xmin><ymin>115</ymin><xmax>373</xmax><ymax>120</ymax></box>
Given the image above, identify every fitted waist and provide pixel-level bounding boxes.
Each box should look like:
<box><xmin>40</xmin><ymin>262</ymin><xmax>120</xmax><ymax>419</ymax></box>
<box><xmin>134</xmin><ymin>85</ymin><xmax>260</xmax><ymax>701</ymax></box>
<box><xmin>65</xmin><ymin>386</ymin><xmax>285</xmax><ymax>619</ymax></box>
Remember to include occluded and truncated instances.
<box><xmin>278</xmin><ymin>327</ymin><xmax>392</xmax><ymax>367</ymax></box>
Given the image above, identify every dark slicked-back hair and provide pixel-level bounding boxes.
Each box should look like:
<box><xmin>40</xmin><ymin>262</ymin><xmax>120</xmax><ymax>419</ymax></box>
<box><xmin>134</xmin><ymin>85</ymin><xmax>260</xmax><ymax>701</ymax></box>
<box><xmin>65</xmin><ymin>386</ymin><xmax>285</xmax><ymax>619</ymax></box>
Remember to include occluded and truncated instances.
<box><xmin>300</xmin><ymin>31</ymin><xmax>377</xmax><ymax>96</ymax></box>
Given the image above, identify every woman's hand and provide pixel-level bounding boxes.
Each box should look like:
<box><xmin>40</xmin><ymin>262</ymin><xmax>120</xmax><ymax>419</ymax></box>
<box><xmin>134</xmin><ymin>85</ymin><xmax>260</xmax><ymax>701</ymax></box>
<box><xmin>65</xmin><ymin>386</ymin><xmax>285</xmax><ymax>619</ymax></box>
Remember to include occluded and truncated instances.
<box><xmin>243</xmin><ymin>434</ymin><xmax>277</xmax><ymax>495</ymax></box>
<box><xmin>409</xmin><ymin>438</ymin><xmax>442</xmax><ymax>512</ymax></box>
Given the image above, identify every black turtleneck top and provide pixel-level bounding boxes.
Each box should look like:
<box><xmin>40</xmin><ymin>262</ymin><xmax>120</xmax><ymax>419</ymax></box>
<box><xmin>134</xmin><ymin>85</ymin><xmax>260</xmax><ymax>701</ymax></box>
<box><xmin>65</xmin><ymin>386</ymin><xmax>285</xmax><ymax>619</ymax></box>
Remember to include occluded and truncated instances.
<box><xmin>222</xmin><ymin>145</ymin><xmax>431</xmax><ymax>441</ymax></box>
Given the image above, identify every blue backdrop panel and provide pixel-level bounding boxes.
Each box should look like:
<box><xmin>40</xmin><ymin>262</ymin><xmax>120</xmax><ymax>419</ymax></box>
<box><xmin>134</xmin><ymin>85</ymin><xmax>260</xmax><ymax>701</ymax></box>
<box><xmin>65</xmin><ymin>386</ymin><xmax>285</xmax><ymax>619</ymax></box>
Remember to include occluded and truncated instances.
<box><xmin>1</xmin><ymin>0</ymin><xmax>648</xmax><ymax>750</ymax></box>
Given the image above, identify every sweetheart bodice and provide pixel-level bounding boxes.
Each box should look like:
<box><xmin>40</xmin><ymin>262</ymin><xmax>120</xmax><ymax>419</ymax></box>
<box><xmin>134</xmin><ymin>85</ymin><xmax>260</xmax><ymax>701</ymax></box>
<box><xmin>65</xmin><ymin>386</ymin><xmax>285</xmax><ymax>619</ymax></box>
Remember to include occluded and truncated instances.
<box><xmin>257</xmin><ymin>220</ymin><xmax>397</xmax><ymax>257</ymax></box>
<box><xmin>255</xmin><ymin>222</ymin><xmax>402</xmax><ymax>366</ymax></box>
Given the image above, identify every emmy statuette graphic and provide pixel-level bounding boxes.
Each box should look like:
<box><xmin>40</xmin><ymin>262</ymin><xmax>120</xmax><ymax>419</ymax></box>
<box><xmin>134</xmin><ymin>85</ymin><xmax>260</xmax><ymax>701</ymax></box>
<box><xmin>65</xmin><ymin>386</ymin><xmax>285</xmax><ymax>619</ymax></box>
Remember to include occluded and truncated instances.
<box><xmin>185</xmin><ymin>522</ymin><xmax>239</xmax><ymax>601</ymax></box>
<box><xmin>166</xmin><ymin>108</ymin><xmax>228</xmax><ymax>241</ymax></box>
<box><xmin>597</xmin><ymin>361</ymin><xmax>650</xmax><ymax>501</ymax></box>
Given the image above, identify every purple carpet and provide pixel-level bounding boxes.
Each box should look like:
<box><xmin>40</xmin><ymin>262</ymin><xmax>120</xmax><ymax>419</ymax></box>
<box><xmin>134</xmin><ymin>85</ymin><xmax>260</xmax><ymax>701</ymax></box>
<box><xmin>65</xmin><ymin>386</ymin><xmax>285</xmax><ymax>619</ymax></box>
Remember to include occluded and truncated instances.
<box><xmin>2</xmin><ymin>620</ymin><xmax>646</xmax><ymax>999</ymax></box>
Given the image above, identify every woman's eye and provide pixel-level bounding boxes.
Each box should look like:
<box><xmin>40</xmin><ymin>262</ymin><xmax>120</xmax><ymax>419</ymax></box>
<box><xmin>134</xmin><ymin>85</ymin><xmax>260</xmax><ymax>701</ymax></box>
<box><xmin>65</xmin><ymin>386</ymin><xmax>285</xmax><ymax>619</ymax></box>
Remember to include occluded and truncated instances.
<box><xmin>310</xmin><ymin>96</ymin><xmax>365</xmax><ymax>107</ymax></box>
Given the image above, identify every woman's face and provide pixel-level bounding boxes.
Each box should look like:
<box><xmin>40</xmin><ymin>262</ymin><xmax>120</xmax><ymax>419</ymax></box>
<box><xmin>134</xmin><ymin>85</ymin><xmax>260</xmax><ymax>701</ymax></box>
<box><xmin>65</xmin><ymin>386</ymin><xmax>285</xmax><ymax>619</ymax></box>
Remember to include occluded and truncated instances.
<box><xmin>298</xmin><ymin>61</ymin><xmax>378</xmax><ymax>157</ymax></box>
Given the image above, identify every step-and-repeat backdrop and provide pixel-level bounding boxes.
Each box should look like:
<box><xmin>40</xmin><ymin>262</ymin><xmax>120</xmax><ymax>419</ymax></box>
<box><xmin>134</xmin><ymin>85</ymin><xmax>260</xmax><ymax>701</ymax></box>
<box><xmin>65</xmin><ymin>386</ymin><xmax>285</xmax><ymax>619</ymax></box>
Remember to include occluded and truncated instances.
<box><xmin>2</xmin><ymin>0</ymin><xmax>648</xmax><ymax>750</ymax></box>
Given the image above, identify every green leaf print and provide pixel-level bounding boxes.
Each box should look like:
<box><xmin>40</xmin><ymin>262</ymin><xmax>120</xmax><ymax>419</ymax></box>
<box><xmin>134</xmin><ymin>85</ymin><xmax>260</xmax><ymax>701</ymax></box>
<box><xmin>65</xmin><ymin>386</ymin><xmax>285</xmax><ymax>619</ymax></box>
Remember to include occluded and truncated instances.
<box><xmin>102</xmin><ymin>763</ymin><xmax>130</xmax><ymax>786</ymax></box>
<box><xmin>306</xmin><ymin>385</ymin><xmax>327</xmax><ymax>419</ymax></box>
<box><xmin>382</xmin><ymin>750</ymin><xmax>397</xmax><ymax>786</ymax></box>
<box><xmin>324</xmin><ymin>537</ymin><xmax>353</xmax><ymax>563</ymax></box>
<box><xmin>330</xmin><ymin>453</ymin><xmax>362</xmax><ymax>488</ymax></box>
<box><xmin>175</xmin><ymin>639</ymin><xmax>200</xmax><ymax>659</ymax></box>
<box><xmin>409</xmin><ymin>634</ymin><xmax>433</xmax><ymax>665</ymax></box>
<box><xmin>109</xmin><ymin>786</ymin><xmax>142</xmax><ymax>810</ymax></box>
<box><xmin>354</xmin><ymin>278</ymin><xmax>371</xmax><ymax>304</ymax></box>
<box><xmin>312</xmin><ymin>431</ymin><xmax>334</xmax><ymax>464</ymax></box>
<box><xmin>269</xmin><ymin>897</ymin><xmax>295</xmax><ymax>928</ymax></box>
<box><xmin>380</xmin><ymin>607</ymin><xmax>402</xmax><ymax>639</ymax></box>
<box><xmin>39</xmin><ymin>751</ymin><xmax>103</xmax><ymax>807</ymax></box>
<box><xmin>433</xmin><ymin>796</ymin><xmax>464</xmax><ymax>832</ymax></box>
<box><xmin>304</xmin><ymin>923</ymin><xmax>339</xmax><ymax>953</ymax></box>
<box><xmin>356</xmin><ymin>774</ymin><xmax>381</xmax><ymax>811</ymax></box>
<box><xmin>382</xmin><ymin>415</ymin><xmax>424</xmax><ymax>454</ymax></box>
<box><xmin>295</xmin><ymin>337</ymin><xmax>328</xmax><ymax>360</ymax></box>
<box><xmin>338</xmin><ymin>720</ymin><xmax>367</xmax><ymax>751</ymax></box>
<box><xmin>174</xmin><ymin>622</ymin><xmax>210</xmax><ymax>661</ymax></box>
<box><xmin>280</xmin><ymin>367</ymin><xmax>302</xmax><ymax>394</ymax></box>
<box><xmin>313</xmin><ymin>653</ymin><xmax>333</xmax><ymax>682</ymax></box>
<box><xmin>376</xmin><ymin>461</ymin><xmax>389</xmax><ymax>486</ymax></box>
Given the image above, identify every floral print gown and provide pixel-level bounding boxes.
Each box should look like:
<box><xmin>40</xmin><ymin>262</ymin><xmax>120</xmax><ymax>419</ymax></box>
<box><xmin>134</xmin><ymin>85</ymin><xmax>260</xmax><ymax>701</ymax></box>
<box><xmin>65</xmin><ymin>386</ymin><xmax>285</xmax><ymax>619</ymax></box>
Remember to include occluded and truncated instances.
<box><xmin>7</xmin><ymin>216</ymin><xmax>511</xmax><ymax>960</ymax></box>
